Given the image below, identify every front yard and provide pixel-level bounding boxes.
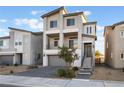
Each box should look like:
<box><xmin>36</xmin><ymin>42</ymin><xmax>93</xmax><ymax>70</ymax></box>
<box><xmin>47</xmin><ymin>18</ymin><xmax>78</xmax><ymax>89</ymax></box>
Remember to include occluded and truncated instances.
<box><xmin>0</xmin><ymin>65</ymin><xmax>31</xmax><ymax>75</ymax></box>
<box><xmin>90</xmin><ymin>64</ymin><xmax>124</xmax><ymax>81</ymax></box>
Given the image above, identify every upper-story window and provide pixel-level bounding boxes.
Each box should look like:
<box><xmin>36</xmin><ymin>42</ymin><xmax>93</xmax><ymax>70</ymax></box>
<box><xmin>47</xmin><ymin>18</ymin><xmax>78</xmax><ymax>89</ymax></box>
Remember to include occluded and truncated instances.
<box><xmin>86</xmin><ymin>26</ymin><xmax>92</xmax><ymax>34</ymax></box>
<box><xmin>15</xmin><ymin>42</ymin><xmax>18</xmax><ymax>46</ymax></box>
<box><xmin>107</xmin><ymin>42</ymin><xmax>108</xmax><ymax>48</ymax></box>
<box><xmin>120</xmin><ymin>31</ymin><xmax>124</xmax><ymax>38</ymax></box>
<box><xmin>90</xmin><ymin>26</ymin><xmax>92</xmax><ymax>34</ymax></box>
<box><xmin>50</xmin><ymin>20</ymin><xmax>57</xmax><ymax>28</ymax></box>
<box><xmin>120</xmin><ymin>53</ymin><xmax>124</xmax><ymax>60</ymax></box>
<box><xmin>19</xmin><ymin>42</ymin><xmax>22</xmax><ymax>45</ymax></box>
<box><xmin>15</xmin><ymin>41</ymin><xmax>22</xmax><ymax>46</ymax></box>
<box><xmin>0</xmin><ymin>40</ymin><xmax>3</xmax><ymax>46</ymax></box>
<box><xmin>67</xmin><ymin>19</ymin><xmax>75</xmax><ymax>26</ymax></box>
<box><xmin>87</xmin><ymin>27</ymin><xmax>89</xmax><ymax>34</ymax></box>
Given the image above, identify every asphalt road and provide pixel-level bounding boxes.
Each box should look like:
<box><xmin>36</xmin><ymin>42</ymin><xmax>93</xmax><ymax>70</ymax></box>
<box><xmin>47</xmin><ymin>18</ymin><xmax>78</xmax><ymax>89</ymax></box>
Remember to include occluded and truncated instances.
<box><xmin>0</xmin><ymin>84</ymin><xmax>21</xmax><ymax>87</ymax></box>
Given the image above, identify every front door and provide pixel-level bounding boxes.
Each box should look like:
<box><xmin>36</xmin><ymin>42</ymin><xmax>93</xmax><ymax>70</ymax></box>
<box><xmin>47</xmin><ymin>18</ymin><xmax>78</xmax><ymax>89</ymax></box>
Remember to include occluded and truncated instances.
<box><xmin>84</xmin><ymin>43</ymin><xmax>92</xmax><ymax>58</ymax></box>
<box><xmin>83</xmin><ymin>43</ymin><xmax>92</xmax><ymax>68</ymax></box>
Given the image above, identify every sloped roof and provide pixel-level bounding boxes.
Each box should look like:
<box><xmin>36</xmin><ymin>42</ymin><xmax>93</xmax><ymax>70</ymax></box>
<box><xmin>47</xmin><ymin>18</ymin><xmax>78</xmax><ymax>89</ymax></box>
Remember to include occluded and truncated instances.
<box><xmin>83</xmin><ymin>21</ymin><xmax>97</xmax><ymax>25</ymax></box>
<box><xmin>41</xmin><ymin>6</ymin><xmax>68</xmax><ymax>18</ymax></box>
<box><xmin>0</xmin><ymin>36</ymin><xmax>10</xmax><ymax>39</ymax></box>
<box><xmin>8</xmin><ymin>27</ymin><xmax>43</xmax><ymax>35</ymax></box>
<box><xmin>63</xmin><ymin>12</ymin><xmax>83</xmax><ymax>17</ymax></box>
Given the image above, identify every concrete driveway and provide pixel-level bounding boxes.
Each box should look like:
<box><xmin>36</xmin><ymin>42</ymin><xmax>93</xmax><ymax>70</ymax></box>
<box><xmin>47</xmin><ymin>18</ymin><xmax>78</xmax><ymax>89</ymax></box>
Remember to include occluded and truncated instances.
<box><xmin>14</xmin><ymin>66</ymin><xmax>67</xmax><ymax>78</ymax></box>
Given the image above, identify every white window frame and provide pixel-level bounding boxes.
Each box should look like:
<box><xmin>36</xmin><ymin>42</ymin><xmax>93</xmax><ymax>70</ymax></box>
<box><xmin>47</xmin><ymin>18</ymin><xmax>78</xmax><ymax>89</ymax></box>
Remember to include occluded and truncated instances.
<box><xmin>0</xmin><ymin>40</ymin><xmax>3</xmax><ymax>47</ymax></box>
<box><xmin>120</xmin><ymin>53</ymin><xmax>124</xmax><ymax>60</ymax></box>
<box><xmin>120</xmin><ymin>31</ymin><xmax>124</xmax><ymax>38</ymax></box>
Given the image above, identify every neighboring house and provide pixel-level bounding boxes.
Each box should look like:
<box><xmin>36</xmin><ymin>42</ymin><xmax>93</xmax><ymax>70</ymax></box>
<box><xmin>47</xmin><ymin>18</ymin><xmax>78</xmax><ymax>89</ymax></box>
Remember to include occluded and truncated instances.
<box><xmin>104</xmin><ymin>21</ymin><xmax>124</xmax><ymax>69</ymax></box>
<box><xmin>42</xmin><ymin>6</ymin><xmax>97</xmax><ymax>69</ymax></box>
<box><xmin>0</xmin><ymin>27</ymin><xmax>43</xmax><ymax>65</ymax></box>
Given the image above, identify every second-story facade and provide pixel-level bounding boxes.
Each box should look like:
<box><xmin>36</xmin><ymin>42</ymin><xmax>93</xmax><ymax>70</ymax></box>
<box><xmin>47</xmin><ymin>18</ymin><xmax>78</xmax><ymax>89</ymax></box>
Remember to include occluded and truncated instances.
<box><xmin>42</xmin><ymin>7</ymin><xmax>97</xmax><ymax>69</ymax></box>
<box><xmin>104</xmin><ymin>21</ymin><xmax>124</xmax><ymax>69</ymax></box>
<box><xmin>0</xmin><ymin>27</ymin><xmax>43</xmax><ymax>65</ymax></box>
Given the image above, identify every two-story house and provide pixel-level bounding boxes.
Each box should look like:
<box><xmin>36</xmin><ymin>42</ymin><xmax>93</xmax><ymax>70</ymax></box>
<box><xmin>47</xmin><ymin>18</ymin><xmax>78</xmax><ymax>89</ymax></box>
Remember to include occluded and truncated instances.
<box><xmin>104</xmin><ymin>21</ymin><xmax>124</xmax><ymax>69</ymax></box>
<box><xmin>42</xmin><ymin>7</ymin><xmax>97</xmax><ymax>70</ymax></box>
<box><xmin>0</xmin><ymin>27</ymin><xmax>43</xmax><ymax>65</ymax></box>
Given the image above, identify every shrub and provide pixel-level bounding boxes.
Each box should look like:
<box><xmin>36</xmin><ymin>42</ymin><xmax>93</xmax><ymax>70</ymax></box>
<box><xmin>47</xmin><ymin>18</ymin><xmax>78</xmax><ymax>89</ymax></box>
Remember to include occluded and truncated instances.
<box><xmin>57</xmin><ymin>69</ymin><xmax>76</xmax><ymax>78</ymax></box>
<box><xmin>6</xmin><ymin>64</ymin><xmax>10</xmax><ymax>66</ymax></box>
<box><xmin>65</xmin><ymin>69</ymin><xmax>75</xmax><ymax>78</ymax></box>
<box><xmin>28</xmin><ymin>65</ymin><xmax>38</xmax><ymax>69</ymax></box>
<box><xmin>72</xmin><ymin>67</ymin><xmax>79</xmax><ymax>72</ymax></box>
<box><xmin>10</xmin><ymin>70</ymin><xmax>14</xmax><ymax>74</ymax></box>
<box><xmin>14</xmin><ymin>63</ymin><xmax>18</xmax><ymax>66</ymax></box>
<box><xmin>123</xmin><ymin>68</ymin><xmax>124</xmax><ymax>72</ymax></box>
<box><xmin>57</xmin><ymin>69</ymin><xmax>66</xmax><ymax>77</ymax></box>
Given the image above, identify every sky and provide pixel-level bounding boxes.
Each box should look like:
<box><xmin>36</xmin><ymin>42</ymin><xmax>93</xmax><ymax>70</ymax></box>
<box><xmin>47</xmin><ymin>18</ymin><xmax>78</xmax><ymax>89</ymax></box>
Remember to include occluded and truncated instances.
<box><xmin>0</xmin><ymin>6</ymin><xmax>124</xmax><ymax>54</ymax></box>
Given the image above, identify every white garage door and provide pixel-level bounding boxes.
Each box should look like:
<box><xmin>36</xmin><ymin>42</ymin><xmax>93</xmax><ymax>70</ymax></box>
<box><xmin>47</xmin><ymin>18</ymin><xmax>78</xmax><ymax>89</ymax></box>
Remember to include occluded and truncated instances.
<box><xmin>48</xmin><ymin>55</ymin><xmax>66</xmax><ymax>66</ymax></box>
<box><xmin>0</xmin><ymin>55</ymin><xmax>13</xmax><ymax>65</ymax></box>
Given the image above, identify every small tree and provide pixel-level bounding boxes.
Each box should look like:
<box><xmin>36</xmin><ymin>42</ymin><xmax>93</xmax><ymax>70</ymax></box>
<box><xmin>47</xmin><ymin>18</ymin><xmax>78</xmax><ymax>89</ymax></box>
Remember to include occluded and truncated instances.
<box><xmin>58</xmin><ymin>45</ymin><xmax>78</xmax><ymax>68</ymax></box>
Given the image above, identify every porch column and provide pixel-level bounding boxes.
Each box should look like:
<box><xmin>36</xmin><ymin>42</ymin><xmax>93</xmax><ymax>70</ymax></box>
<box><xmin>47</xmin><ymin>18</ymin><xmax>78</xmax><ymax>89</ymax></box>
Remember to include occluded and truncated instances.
<box><xmin>59</xmin><ymin>13</ymin><xmax>64</xmax><ymax>47</ymax></box>
<box><xmin>74</xmin><ymin>15</ymin><xmax>83</xmax><ymax>67</ymax></box>
<box><xmin>43</xmin><ymin>17</ymin><xmax>48</xmax><ymax>66</ymax></box>
<box><xmin>13</xmin><ymin>53</ymin><xmax>17</xmax><ymax>64</ymax></box>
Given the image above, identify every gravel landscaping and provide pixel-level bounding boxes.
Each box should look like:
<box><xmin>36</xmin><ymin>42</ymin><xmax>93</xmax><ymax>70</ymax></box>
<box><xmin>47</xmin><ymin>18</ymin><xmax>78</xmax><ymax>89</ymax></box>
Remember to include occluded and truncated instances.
<box><xmin>90</xmin><ymin>64</ymin><xmax>124</xmax><ymax>81</ymax></box>
<box><xmin>0</xmin><ymin>66</ymin><xmax>30</xmax><ymax>75</ymax></box>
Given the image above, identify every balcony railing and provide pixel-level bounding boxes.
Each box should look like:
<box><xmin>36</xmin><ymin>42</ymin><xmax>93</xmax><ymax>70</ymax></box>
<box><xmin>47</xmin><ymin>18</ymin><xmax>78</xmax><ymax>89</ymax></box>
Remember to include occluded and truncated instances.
<box><xmin>0</xmin><ymin>48</ymin><xmax>16</xmax><ymax>52</ymax></box>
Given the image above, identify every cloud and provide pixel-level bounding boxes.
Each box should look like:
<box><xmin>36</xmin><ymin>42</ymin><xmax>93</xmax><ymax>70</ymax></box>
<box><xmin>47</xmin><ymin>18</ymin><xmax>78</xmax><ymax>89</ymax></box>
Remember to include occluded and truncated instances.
<box><xmin>84</xmin><ymin>11</ymin><xmax>91</xmax><ymax>16</ymax></box>
<box><xmin>31</xmin><ymin>10</ymin><xmax>46</xmax><ymax>15</ymax></box>
<box><xmin>97</xmin><ymin>25</ymin><xmax>104</xmax><ymax>31</ymax></box>
<box><xmin>0</xmin><ymin>28</ymin><xmax>9</xmax><ymax>36</ymax></box>
<box><xmin>15</xmin><ymin>18</ymin><xmax>43</xmax><ymax>29</ymax></box>
<box><xmin>0</xmin><ymin>19</ymin><xmax>7</xmax><ymax>23</ymax></box>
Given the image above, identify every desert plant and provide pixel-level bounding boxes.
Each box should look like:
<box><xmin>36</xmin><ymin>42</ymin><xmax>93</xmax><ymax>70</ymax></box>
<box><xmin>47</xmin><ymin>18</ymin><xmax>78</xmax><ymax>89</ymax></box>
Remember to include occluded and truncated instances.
<box><xmin>57</xmin><ymin>69</ymin><xmax>66</xmax><ymax>77</ymax></box>
<box><xmin>72</xmin><ymin>66</ymin><xmax>79</xmax><ymax>72</ymax></box>
<box><xmin>28</xmin><ymin>65</ymin><xmax>38</xmax><ymax>69</ymax></box>
<box><xmin>122</xmin><ymin>68</ymin><xmax>124</xmax><ymax>72</ymax></box>
<box><xmin>65</xmin><ymin>69</ymin><xmax>75</xmax><ymax>78</ymax></box>
<box><xmin>6</xmin><ymin>64</ymin><xmax>10</xmax><ymax>66</ymax></box>
<box><xmin>10</xmin><ymin>70</ymin><xmax>14</xmax><ymax>74</ymax></box>
<box><xmin>57</xmin><ymin>69</ymin><xmax>75</xmax><ymax>78</ymax></box>
<box><xmin>58</xmin><ymin>45</ymin><xmax>78</xmax><ymax>68</ymax></box>
<box><xmin>14</xmin><ymin>63</ymin><xmax>18</xmax><ymax>66</ymax></box>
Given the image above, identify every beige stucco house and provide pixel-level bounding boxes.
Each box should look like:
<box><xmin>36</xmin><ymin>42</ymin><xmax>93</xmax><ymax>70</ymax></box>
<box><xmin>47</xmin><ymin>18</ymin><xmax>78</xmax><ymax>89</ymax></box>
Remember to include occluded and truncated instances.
<box><xmin>42</xmin><ymin>7</ymin><xmax>97</xmax><ymax>70</ymax></box>
<box><xmin>0</xmin><ymin>27</ymin><xmax>43</xmax><ymax>65</ymax></box>
<box><xmin>104</xmin><ymin>21</ymin><xmax>124</xmax><ymax>69</ymax></box>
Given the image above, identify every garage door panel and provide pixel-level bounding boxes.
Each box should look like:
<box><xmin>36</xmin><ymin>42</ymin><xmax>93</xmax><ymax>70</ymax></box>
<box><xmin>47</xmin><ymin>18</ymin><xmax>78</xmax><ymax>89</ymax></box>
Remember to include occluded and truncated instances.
<box><xmin>0</xmin><ymin>55</ymin><xmax>13</xmax><ymax>65</ymax></box>
<box><xmin>48</xmin><ymin>55</ymin><xmax>66</xmax><ymax>66</ymax></box>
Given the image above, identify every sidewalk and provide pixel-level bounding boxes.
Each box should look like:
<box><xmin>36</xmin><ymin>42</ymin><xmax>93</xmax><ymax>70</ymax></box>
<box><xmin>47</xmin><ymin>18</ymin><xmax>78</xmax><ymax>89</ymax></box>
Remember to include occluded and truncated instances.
<box><xmin>0</xmin><ymin>75</ymin><xmax>124</xmax><ymax>87</ymax></box>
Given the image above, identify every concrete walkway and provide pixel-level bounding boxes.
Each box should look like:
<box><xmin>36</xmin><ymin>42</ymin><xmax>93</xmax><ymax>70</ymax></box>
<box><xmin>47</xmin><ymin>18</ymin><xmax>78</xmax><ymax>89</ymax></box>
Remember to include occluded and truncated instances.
<box><xmin>0</xmin><ymin>75</ymin><xmax>124</xmax><ymax>87</ymax></box>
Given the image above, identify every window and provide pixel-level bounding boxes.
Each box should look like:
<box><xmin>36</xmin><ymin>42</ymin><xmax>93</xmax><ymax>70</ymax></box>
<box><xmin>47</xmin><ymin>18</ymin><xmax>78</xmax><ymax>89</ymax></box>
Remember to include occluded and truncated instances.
<box><xmin>121</xmin><ymin>53</ymin><xmax>124</xmax><ymax>60</ymax></box>
<box><xmin>90</xmin><ymin>26</ymin><xmax>92</xmax><ymax>34</ymax></box>
<box><xmin>69</xmin><ymin>39</ymin><xmax>74</xmax><ymax>48</ymax></box>
<box><xmin>19</xmin><ymin>42</ymin><xmax>22</xmax><ymax>45</ymax></box>
<box><xmin>67</xmin><ymin>19</ymin><xmax>75</xmax><ymax>26</ymax></box>
<box><xmin>54</xmin><ymin>41</ymin><xmax>58</xmax><ymax>47</ymax></box>
<box><xmin>120</xmin><ymin>31</ymin><xmax>124</xmax><ymax>38</ymax></box>
<box><xmin>50</xmin><ymin>20</ymin><xmax>57</xmax><ymax>28</ymax></box>
<box><xmin>0</xmin><ymin>40</ymin><xmax>3</xmax><ymax>46</ymax></box>
<box><xmin>111</xmin><ymin>52</ymin><xmax>113</xmax><ymax>59</ymax></box>
<box><xmin>107</xmin><ymin>42</ymin><xmax>108</xmax><ymax>48</ymax></box>
<box><xmin>15</xmin><ymin>42</ymin><xmax>18</xmax><ymax>46</ymax></box>
<box><xmin>87</xmin><ymin>27</ymin><xmax>89</xmax><ymax>34</ymax></box>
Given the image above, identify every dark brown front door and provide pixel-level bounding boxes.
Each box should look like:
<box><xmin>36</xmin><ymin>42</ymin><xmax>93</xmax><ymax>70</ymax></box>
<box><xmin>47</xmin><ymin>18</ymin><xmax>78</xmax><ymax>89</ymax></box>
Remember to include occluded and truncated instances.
<box><xmin>84</xmin><ymin>43</ymin><xmax>92</xmax><ymax>58</ymax></box>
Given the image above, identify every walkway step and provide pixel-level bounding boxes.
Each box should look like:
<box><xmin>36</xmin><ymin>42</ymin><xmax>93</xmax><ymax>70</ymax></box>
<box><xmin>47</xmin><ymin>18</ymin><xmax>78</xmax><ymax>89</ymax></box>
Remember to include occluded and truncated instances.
<box><xmin>78</xmin><ymin>72</ymin><xmax>91</xmax><ymax>75</ymax></box>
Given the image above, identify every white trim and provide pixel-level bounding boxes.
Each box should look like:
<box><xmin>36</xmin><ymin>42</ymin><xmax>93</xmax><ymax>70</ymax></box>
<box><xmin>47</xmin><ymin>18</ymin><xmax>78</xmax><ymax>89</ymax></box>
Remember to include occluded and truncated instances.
<box><xmin>82</xmin><ymin>41</ymin><xmax>93</xmax><ymax>44</ymax></box>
